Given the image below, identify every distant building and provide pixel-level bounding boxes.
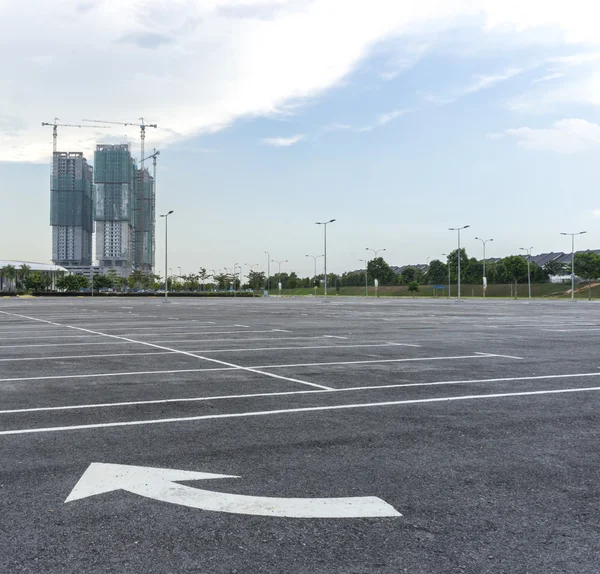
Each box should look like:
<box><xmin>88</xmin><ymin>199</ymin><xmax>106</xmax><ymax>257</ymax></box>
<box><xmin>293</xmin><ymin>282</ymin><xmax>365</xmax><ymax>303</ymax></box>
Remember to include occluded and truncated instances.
<box><xmin>93</xmin><ymin>144</ymin><xmax>136</xmax><ymax>277</ymax></box>
<box><xmin>131</xmin><ymin>167</ymin><xmax>155</xmax><ymax>273</ymax></box>
<box><xmin>50</xmin><ymin>152</ymin><xmax>94</xmax><ymax>267</ymax></box>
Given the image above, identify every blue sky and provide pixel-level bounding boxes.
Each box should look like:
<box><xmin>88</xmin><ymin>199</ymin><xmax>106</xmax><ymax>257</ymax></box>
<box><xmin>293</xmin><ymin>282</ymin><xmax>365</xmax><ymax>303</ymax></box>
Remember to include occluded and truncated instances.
<box><xmin>1</xmin><ymin>0</ymin><xmax>599</xmax><ymax>278</ymax></box>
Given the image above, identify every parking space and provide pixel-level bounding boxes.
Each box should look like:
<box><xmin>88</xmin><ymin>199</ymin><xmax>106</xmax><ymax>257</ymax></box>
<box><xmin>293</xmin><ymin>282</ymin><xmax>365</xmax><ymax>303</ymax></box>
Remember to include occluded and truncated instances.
<box><xmin>1</xmin><ymin>296</ymin><xmax>600</xmax><ymax>573</ymax></box>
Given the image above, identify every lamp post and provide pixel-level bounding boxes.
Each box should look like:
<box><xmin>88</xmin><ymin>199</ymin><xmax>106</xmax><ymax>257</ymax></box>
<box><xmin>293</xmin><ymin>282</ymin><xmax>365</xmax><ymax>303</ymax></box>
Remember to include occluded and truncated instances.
<box><xmin>305</xmin><ymin>254</ymin><xmax>324</xmax><ymax>290</ymax></box>
<box><xmin>210</xmin><ymin>269</ymin><xmax>217</xmax><ymax>291</ymax></box>
<box><xmin>561</xmin><ymin>231</ymin><xmax>587</xmax><ymax>301</ymax></box>
<box><xmin>160</xmin><ymin>211</ymin><xmax>174</xmax><ymax>301</ymax></box>
<box><xmin>519</xmin><ymin>246</ymin><xmax>533</xmax><ymax>299</ymax></box>
<box><xmin>474</xmin><ymin>237</ymin><xmax>493</xmax><ymax>297</ymax></box>
<box><xmin>264</xmin><ymin>251</ymin><xmax>270</xmax><ymax>293</ymax></box>
<box><xmin>359</xmin><ymin>259</ymin><xmax>368</xmax><ymax>296</ymax></box>
<box><xmin>449</xmin><ymin>225</ymin><xmax>470</xmax><ymax>300</ymax></box>
<box><xmin>272</xmin><ymin>259</ymin><xmax>287</xmax><ymax>295</ymax></box>
<box><xmin>442</xmin><ymin>253</ymin><xmax>451</xmax><ymax>299</ymax></box>
<box><xmin>233</xmin><ymin>263</ymin><xmax>240</xmax><ymax>297</ymax></box>
<box><xmin>366</xmin><ymin>247</ymin><xmax>386</xmax><ymax>294</ymax></box>
<box><xmin>317</xmin><ymin>219</ymin><xmax>336</xmax><ymax>298</ymax></box>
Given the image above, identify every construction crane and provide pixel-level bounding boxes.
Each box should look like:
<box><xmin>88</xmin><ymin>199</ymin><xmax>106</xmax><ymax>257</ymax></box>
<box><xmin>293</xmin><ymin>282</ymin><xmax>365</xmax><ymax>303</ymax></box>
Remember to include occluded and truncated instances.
<box><xmin>41</xmin><ymin>118</ymin><xmax>109</xmax><ymax>153</ymax></box>
<box><xmin>81</xmin><ymin>117</ymin><xmax>157</xmax><ymax>169</ymax></box>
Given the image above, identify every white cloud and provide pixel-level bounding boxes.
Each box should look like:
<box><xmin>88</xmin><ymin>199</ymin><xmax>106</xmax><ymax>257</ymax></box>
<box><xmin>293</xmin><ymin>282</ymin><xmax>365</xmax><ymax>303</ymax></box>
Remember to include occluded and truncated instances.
<box><xmin>505</xmin><ymin>118</ymin><xmax>600</xmax><ymax>154</ymax></box>
<box><xmin>262</xmin><ymin>134</ymin><xmax>304</xmax><ymax>147</ymax></box>
<box><xmin>531</xmin><ymin>72</ymin><xmax>565</xmax><ymax>84</ymax></box>
<box><xmin>356</xmin><ymin>108</ymin><xmax>412</xmax><ymax>132</ymax></box>
<box><xmin>2</xmin><ymin>0</ymin><xmax>600</xmax><ymax>162</ymax></box>
<box><xmin>458</xmin><ymin>68</ymin><xmax>524</xmax><ymax>95</ymax></box>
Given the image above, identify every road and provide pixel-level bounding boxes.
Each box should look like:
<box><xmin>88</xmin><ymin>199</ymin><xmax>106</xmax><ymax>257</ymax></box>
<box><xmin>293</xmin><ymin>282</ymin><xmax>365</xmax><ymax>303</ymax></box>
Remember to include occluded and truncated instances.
<box><xmin>0</xmin><ymin>296</ymin><xmax>599</xmax><ymax>573</ymax></box>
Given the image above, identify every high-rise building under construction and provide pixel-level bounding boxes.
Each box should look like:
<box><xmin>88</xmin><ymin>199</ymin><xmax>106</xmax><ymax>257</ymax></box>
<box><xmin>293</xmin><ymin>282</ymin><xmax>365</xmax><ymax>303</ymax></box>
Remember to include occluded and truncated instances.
<box><xmin>132</xmin><ymin>167</ymin><xmax>155</xmax><ymax>273</ymax></box>
<box><xmin>93</xmin><ymin>144</ymin><xmax>136</xmax><ymax>275</ymax></box>
<box><xmin>50</xmin><ymin>152</ymin><xmax>94</xmax><ymax>266</ymax></box>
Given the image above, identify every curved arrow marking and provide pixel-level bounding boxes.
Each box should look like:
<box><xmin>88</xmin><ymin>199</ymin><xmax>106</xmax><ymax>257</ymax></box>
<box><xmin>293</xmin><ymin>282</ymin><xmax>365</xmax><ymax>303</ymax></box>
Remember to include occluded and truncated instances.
<box><xmin>65</xmin><ymin>463</ymin><xmax>401</xmax><ymax>519</ymax></box>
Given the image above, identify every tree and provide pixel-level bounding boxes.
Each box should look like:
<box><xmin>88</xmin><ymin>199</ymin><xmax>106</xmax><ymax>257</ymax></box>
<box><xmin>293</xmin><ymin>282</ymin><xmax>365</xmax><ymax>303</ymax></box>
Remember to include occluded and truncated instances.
<box><xmin>544</xmin><ymin>260</ymin><xmax>568</xmax><ymax>278</ymax></box>
<box><xmin>503</xmin><ymin>255</ymin><xmax>529</xmax><ymax>298</ymax></box>
<box><xmin>24</xmin><ymin>271</ymin><xmax>46</xmax><ymax>292</ymax></box>
<box><xmin>93</xmin><ymin>275</ymin><xmax>114</xmax><ymax>289</ymax></box>
<box><xmin>367</xmin><ymin>257</ymin><xmax>396</xmax><ymax>286</ymax></box>
<box><xmin>287</xmin><ymin>272</ymin><xmax>299</xmax><ymax>289</ymax></box>
<box><xmin>426</xmin><ymin>260</ymin><xmax>447</xmax><ymax>285</ymax></box>
<box><xmin>198</xmin><ymin>268</ymin><xmax>208</xmax><ymax>291</ymax></box>
<box><xmin>56</xmin><ymin>274</ymin><xmax>89</xmax><ymax>291</ymax></box>
<box><xmin>408</xmin><ymin>281</ymin><xmax>419</xmax><ymax>297</ymax></box>
<box><xmin>106</xmin><ymin>268</ymin><xmax>120</xmax><ymax>290</ymax></box>
<box><xmin>1</xmin><ymin>265</ymin><xmax>17</xmax><ymax>291</ymax></box>
<box><xmin>18</xmin><ymin>264</ymin><xmax>31</xmax><ymax>289</ymax></box>
<box><xmin>447</xmin><ymin>249</ymin><xmax>469</xmax><ymax>282</ymax></box>
<box><xmin>247</xmin><ymin>270</ymin><xmax>266</xmax><ymax>291</ymax></box>
<box><xmin>574</xmin><ymin>251</ymin><xmax>600</xmax><ymax>300</ymax></box>
<box><xmin>400</xmin><ymin>267</ymin><xmax>417</xmax><ymax>284</ymax></box>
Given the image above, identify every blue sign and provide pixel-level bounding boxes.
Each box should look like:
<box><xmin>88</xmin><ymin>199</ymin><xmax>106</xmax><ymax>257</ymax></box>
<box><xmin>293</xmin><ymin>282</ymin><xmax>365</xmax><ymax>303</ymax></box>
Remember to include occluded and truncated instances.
<box><xmin>433</xmin><ymin>285</ymin><xmax>446</xmax><ymax>290</ymax></box>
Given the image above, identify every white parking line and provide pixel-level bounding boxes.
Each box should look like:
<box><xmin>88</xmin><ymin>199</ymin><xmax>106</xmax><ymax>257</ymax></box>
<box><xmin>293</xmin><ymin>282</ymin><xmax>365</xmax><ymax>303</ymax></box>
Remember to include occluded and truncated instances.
<box><xmin>0</xmin><ymin>353</ymin><xmax>515</xmax><ymax>383</ymax></box>
<box><xmin>1</xmin><ymin>386</ymin><xmax>599</xmax><ymax>436</ymax></box>
<box><xmin>3</xmin><ymin>371</ymin><xmax>599</xmax><ymax>414</ymax></box>
<box><xmin>0</xmin><ymin>311</ymin><xmax>332</xmax><ymax>391</ymax></box>
<box><xmin>0</xmin><ymin>342</ymin><xmax>414</xmax><ymax>363</ymax></box>
<box><xmin>0</xmin><ymin>331</ymin><xmax>283</xmax><ymax>349</ymax></box>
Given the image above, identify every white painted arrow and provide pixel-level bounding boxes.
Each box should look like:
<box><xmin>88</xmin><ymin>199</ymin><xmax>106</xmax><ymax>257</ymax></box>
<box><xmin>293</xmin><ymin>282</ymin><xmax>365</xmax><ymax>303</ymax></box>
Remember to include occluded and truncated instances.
<box><xmin>65</xmin><ymin>463</ymin><xmax>401</xmax><ymax>518</ymax></box>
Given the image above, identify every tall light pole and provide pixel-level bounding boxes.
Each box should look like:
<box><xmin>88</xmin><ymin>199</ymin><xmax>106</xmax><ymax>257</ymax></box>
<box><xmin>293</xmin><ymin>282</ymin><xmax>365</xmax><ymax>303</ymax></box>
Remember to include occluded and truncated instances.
<box><xmin>178</xmin><ymin>266</ymin><xmax>182</xmax><ymax>278</ymax></box>
<box><xmin>233</xmin><ymin>263</ymin><xmax>240</xmax><ymax>297</ymax></box>
<box><xmin>449</xmin><ymin>225</ymin><xmax>470</xmax><ymax>300</ymax></box>
<box><xmin>159</xmin><ymin>211</ymin><xmax>174</xmax><ymax>301</ymax></box>
<box><xmin>271</xmin><ymin>259</ymin><xmax>287</xmax><ymax>296</ymax></box>
<box><xmin>305</xmin><ymin>254</ymin><xmax>323</xmax><ymax>289</ymax></box>
<box><xmin>317</xmin><ymin>219</ymin><xmax>336</xmax><ymax>298</ymax></box>
<box><xmin>359</xmin><ymin>259</ymin><xmax>368</xmax><ymax>296</ymax></box>
<box><xmin>474</xmin><ymin>237</ymin><xmax>493</xmax><ymax>298</ymax></box>
<box><xmin>561</xmin><ymin>231</ymin><xmax>587</xmax><ymax>301</ymax></box>
<box><xmin>366</xmin><ymin>247</ymin><xmax>386</xmax><ymax>291</ymax></box>
<box><xmin>442</xmin><ymin>253</ymin><xmax>451</xmax><ymax>299</ymax></box>
<box><xmin>519</xmin><ymin>246</ymin><xmax>533</xmax><ymax>299</ymax></box>
<box><xmin>210</xmin><ymin>269</ymin><xmax>217</xmax><ymax>291</ymax></box>
<box><xmin>264</xmin><ymin>251</ymin><xmax>270</xmax><ymax>293</ymax></box>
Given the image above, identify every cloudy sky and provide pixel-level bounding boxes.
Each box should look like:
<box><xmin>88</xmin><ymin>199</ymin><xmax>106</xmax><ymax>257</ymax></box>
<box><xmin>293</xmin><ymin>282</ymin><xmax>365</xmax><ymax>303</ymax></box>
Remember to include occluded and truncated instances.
<box><xmin>1</xmin><ymin>0</ymin><xmax>599</xmax><ymax>277</ymax></box>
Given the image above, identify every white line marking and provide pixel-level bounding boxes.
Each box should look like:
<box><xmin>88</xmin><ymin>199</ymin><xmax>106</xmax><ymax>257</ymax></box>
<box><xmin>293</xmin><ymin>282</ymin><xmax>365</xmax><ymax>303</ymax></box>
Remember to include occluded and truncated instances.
<box><xmin>4</xmin><ymin>371</ymin><xmax>600</xmax><ymax>414</ymax></box>
<box><xmin>0</xmin><ymin>343</ymin><xmax>406</xmax><ymax>365</ymax></box>
<box><xmin>252</xmin><ymin>354</ymin><xmax>505</xmax><ymax>370</ymax></box>
<box><xmin>474</xmin><ymin>352</ymin><xmax>524</xmax><ymax>360</ymax></box>
<box><xmin>0</xmin><ymin>352</ymin><xmax>505</xmax><ymax>383</ymax></box>
<box><xmin>0</xmin><ymin>311</ymin><xmax>332</xmax><ymax>391</ymax></box>
<box><xmin>0</xmin><ymin>334</ymin><xmax>102</xmax><ymax>341</ymax></box>
<box><xmin>2</xmin><ymin>386</ymin><xmax>599</xmax><ymax>436</ymax></box>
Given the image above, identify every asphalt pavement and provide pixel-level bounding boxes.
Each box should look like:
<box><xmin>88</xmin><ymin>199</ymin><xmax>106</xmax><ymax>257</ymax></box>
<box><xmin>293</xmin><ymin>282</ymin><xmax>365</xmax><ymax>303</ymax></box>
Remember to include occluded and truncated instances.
<box><xmin>1</xmin><ymin>295</ymin><xmax>599</xmax><ymax>573</ymax></box>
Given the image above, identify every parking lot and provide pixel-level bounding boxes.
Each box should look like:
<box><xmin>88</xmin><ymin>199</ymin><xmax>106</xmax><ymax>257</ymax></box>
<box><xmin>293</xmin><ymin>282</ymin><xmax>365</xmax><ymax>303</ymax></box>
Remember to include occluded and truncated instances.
<box><xmin>1</xmin><ymin>296</ymin><xmax>599</xmax><ymax>573</ymax></box>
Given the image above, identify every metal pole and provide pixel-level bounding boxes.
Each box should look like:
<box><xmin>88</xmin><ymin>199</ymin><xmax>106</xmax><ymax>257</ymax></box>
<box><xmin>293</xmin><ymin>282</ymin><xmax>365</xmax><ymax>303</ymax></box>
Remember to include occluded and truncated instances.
<box><xmin>165</xmin><ymin>219</ymin><xmax>168</xmax><ymax>300</ymax></box>
<box><xmin>316</xmin><ymin>219</ymin><xmax>335</xmax><ymax>299</ymax></box>
<box><xmin>528</xmin><ymin>254</ymin><xmax>531</xmax><ymax>299</ymax></box>
<box><xmin>561</xmin><ymin>231</ymin><xmax>586</xmax><ymax>301</ymax></box>
<box><xmin>264</xmin><ymin>251</ymin><xmax>270</xmax><ymax>293</ymax></box>
<box><xmin>572</xmin><ymin>235</ymin><xmax>575</xmax><ymax>301</ymax></box>
<box><xmin>449</xmin><ymin>226</ymin><xmax>469</xmax><ymax>301</ymax></box>
<box><xmin>475</xmin><ymin>238</ymin><xmax>493</xmax><ymax>298</ymax></box>
<box><xmin>160</xmin><ymin>210</ymin><xmax>173</xmax><ymax>301</ymax></box>
<box><xmin>457</xmin><ymin>229</ymin><xmax>461</xmax><ymax>300</ymax></box>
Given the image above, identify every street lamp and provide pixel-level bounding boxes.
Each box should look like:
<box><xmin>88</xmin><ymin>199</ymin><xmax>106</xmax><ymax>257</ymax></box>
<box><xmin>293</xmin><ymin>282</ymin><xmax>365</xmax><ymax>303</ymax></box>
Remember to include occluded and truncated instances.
<box><xmin>305</xmin><ymin>254</ymin><xmax>324</xmax><ymax>289</ymax></box>
<box><xmin>561</xmin><ymin>231</ymin><xmax>587</xmax><ymax>301</ymax></box>
<box><xmin>178</xmin><ymin>266</ymin><xmax>182</xmax><ymax>278</ymax></box>
<box><xmin>520</xmin><ymin>246</ymin><xmax>533</xmax><ymax>299</ymax></box>
<box><xmin>359</xmin><ymin>259</ymin><xmax>368</xmax><ymax>296</ymax></box>
<box><xmin>442</xmin><ymin>253</ymin><xmax>451</xmax><ymax>298</ymax></box>
<box><xmin>317</xmin><ymin>219</ymin><xmax>336</xmax><ymax>298</ymax></box>
<box><xmin>233</xmin><ymin>263</ymin><xmax>240</xmax><ymax>296</ymax></box>
<box><xmin>474</xmin><ymin>237</ymin><xmax>493</xmax><ymax>298</ymax></box>
<box><xmin>449</xmin><ymin>225</ymin><xmax>470</xmax><ymax>300</ymax></box>
<box><xmin>366</xmin><ymin>247</ymin><xmax>386</xmax><ymax>293</ymax></box>
<box><xmin>210</xmin><ymin>269</ymin><xmax>217</xmax><ymax>291</ymax></box>
<box><xmin>159</xmin><ymin>209</ymin><xmax>174</xmax><ymax>301</ymax></box>
<box><xmin>264</xmin><ymin>251</ymin><xmax>270</xmax><ymax>293</ymax></box>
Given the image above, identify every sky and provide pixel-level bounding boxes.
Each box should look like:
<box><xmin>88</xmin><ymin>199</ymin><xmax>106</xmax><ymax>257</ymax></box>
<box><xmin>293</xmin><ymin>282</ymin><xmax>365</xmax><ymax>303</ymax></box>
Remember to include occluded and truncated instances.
<box><xmin>1</xmin><ymin>0</ymin><xmax>600</xmax><ymax>278</ymax></box>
